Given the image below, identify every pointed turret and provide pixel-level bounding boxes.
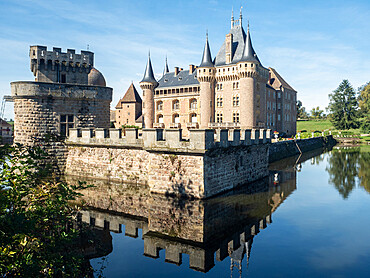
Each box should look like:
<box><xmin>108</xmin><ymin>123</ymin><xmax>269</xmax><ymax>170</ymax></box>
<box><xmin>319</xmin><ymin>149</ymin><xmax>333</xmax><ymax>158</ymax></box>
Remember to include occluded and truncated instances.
<box><xmin>199</xmin><ymin>33</ymin><xmax>214</xmax><ymax>67</ymax></box>
<box><xmin>163</xmin><ymin>56</ymin><xmax>169</xmax><ymax>76</ymax></box>
<box><xmin>141</xmin><ymin>52</ymin><xmax>157</xmax><ymax>83</ymax></box>
<box><xmin>239</xmin><ymin>23</ymin><xmax>259</xmax><ymax>63</ymax></box>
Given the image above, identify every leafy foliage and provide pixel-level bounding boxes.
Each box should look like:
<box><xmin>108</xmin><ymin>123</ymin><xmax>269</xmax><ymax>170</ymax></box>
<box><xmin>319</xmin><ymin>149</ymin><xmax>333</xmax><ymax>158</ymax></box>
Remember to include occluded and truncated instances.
<box><xmin>328</xmin><ymin>80</ymin><xmax>359</xmax><ymax>130</ymax></box>
<box><xmin>296</xmin><ymin>100</ymin><xmax>309</xmax><ymax>119</ymax></box>
<box><xmin>0</xmin><ymin>143</ymin><xmax>94</xmax><ymax>277</ymax></box>
<box><xmin>358</xmin><ymin>82</ymin><xmax>370</xmax><ymax>131</ymax></box>
<box><xmin>310</xmin><ymin>106</ymin><xmax>324</xmax><ymax>119</ymax></box>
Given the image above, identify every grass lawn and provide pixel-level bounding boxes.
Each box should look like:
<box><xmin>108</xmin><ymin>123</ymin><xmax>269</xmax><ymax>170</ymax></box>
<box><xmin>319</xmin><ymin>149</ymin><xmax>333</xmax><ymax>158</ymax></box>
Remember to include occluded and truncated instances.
<box><xmin>297</xmin><ymin>119</ymin><xmax>334</xmax><ymax>132</ymax></box>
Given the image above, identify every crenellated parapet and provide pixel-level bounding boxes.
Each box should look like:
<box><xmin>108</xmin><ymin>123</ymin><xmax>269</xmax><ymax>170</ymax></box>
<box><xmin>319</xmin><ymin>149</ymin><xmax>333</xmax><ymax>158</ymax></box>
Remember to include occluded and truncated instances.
<box><xmin>29</xmin><ymin>45</ymin><xmax>94</xmax><ymax>84</ymax></box>
<box><xmin>66</xmin><ymin>127</ymin><xmax>272</xmax><ymax>153</ymax></box>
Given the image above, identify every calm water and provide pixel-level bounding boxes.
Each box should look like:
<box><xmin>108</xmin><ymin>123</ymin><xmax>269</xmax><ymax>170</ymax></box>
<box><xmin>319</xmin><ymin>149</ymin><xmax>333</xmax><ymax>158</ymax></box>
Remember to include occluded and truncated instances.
<box><xmin>80</xmin><ymin>146</ymin><xmax>370</xmax><ymax>278</ymax></box>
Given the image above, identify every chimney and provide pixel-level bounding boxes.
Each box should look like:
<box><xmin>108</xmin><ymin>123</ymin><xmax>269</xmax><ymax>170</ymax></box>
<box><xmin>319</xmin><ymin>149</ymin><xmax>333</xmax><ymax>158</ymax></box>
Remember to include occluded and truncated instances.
<box><xmin>180</xmin><ymin>68</ymin><xmax>183</xmax><ymax>71</ymax></box>
<box><xmin>174</xmin><ymin>67</ymin><xmax>179</xmax><ymax>76</ymax></box>
<box><xmin>189</xmin><ymin>64</ymin><xmax>195</xmax><ymax>73</ymax></box>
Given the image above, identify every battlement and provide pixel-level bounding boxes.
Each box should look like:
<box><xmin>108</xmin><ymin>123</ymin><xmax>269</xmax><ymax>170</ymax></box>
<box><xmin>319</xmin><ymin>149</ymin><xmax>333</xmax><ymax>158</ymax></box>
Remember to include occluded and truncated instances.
<box><xmin>29</xmin><ymin>45</ymin><xmax>94</xmax><ymax>84</ymax></box>
<box><xmin>66</xmin><ymin>128</ymin><xmax>272</xmax><ymax>153</ymax></box>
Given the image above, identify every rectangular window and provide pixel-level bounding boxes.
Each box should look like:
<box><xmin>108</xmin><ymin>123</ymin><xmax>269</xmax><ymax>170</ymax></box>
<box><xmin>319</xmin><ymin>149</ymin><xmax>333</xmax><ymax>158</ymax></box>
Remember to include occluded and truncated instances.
<box><xmin>60</xmin><ymin>114</ymin><xmax>74</xmax><ymax>137</ymax></box>
<box><xmin>233</xmin><ymin>112</ymin><xmax>240</xmax><ymax>123</ymax></box>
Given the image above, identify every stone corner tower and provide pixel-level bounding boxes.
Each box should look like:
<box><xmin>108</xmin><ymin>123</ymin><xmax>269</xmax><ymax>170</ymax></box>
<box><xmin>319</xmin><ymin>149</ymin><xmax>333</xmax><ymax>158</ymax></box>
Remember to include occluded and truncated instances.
<box><xmin>140</xmin><ymin>53</ymin><xmax>158</xmax><ymax>129</ymax></box>
<box><xmin>236</xmin><ymin>24</ymin><xmax>269</xmax><ymax>129</ymax></box>
<box><xmin>197</xmin><ymin>34</ymin><xmax>215</xmax><ymax>129</ymax></box>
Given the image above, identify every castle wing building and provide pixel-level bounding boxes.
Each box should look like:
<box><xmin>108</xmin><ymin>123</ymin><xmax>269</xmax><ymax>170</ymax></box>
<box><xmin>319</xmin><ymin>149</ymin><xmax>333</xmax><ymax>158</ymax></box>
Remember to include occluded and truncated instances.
<box><xmin>115</xmin><ymin>83</ymin><xmax>143</xmax><ymax>128</ymax></box>
<box><xmin>139</xmin><ymin>11</ymin><xmax>297</xmax><ymax>136</ymax></box>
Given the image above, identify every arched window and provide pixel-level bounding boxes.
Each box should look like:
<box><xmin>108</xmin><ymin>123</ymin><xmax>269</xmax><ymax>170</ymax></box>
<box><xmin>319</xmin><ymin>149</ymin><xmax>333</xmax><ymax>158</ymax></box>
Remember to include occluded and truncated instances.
<box><xmin>157</xmin><ymin>114</ymin><xmax>164</xmax><ymax>123</ymax></box>
<box><xmin>157</xmin><ymin>101</ymin><xmax>163</xmax><ymax>111</ymax></box>
<box><xmin>173</xmin><ymin>113</ymin><xmax>180</xmax><ymax>123</ymax></box>
<box><xmin>190</xmin><ymin>113</ymin><xmax>197</xmax><ymax>123</ymax></box>
<box><xmin>173</xmin><ymin>100</ymin><xmax>180</xmax><ymax>110</ymax></box>
<box><xmin>190</xmin><ymin>99</ymin><xmax>197</xmax><ymax>109</ymax></box>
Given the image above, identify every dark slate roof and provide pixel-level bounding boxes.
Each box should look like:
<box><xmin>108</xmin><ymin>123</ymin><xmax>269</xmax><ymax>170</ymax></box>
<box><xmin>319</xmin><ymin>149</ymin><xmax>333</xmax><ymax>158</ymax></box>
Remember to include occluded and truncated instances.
<box><xmin>199</xmin><ymin>36</ymin><xmax>214</xmax><ymax>67</ymax></box>
<box><xmin>239</xmin><ymin>27</ymin><xmax>260</xmax><ymax>64</ymax></box>
<box><xmin>269</xmin><ymin>67</ymin><xmax>296</xmax><ymax>91</ymax></box>
<box><xmin>214</xmin><ymin>25</ymin><xmax>246</xmax><ymax>66</ymax></box>
<box><xmin>115</xmin><ymin>83</ymin><xmax>142</xmax><ymax>109</ymax></box>
<box><xmin>163</xmin><ymin>57</ymin><xmax>169</xmax><ymax>76</ymax></box>
<box><xmin>141</xmin><ymin>54</ymin><xmax>157</xmax><ymax>83</ymax></box>
<box><xmin>135</xmin><ymin>114</ymin><xmax>143</xmax><ymax>123</ymax></box>
<box><xmin>157</xmin><ymin>69</ymin><xmax>199</xmax><ymax>88</ymax></box>
<box><xmin>266</xmin><ymin>83</ymin><xmax>275</xmax><ymax>90</ymax></box>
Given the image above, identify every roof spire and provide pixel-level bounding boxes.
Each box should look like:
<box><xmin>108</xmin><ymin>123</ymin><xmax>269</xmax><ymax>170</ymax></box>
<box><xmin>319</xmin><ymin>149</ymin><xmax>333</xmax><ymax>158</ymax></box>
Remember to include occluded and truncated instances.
<box><xmin>239</xmin><ymin>21</ymin><xmax>259</xmax><ymax>64</ymax></box>
<box><xmin>199</xmin><ymin>31</ymin><xmax>214</xmax><ymax>67</ymax></box>
<box><xmin>231</xmin><ymin>7</ymin><xmax>234</xmax><ymax>28</ymax></box>
<box><xmin>163</xmin><ymin>55</ymin><xmax>169</xmax><ymax>76</ymax></box>
<box><xmin>140</xmin><ymin>51</ymin><xmax>157</xmax><ymax>83</ymax></box>
<box><xmin>239</xmin><ymin>6</ymin><xmax>243</xmax><ymax>26</ymax></box>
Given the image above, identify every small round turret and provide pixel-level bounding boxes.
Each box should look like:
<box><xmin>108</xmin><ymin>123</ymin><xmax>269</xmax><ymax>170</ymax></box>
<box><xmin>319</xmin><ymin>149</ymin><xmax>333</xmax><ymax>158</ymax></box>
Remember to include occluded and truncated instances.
<box><xmin>139</xmin><ymin>53</ymin><xmax>158</xmax><ymax>128</ymax></box>
<box><xmin>88</xmin><ymin>67</ymin><xmax>106</xmax><ymax>86</ymax></box>
<box><xmin>197</xmin><ymin>34</ymin><xmax>216</xmax><ymax>128</ymax></box>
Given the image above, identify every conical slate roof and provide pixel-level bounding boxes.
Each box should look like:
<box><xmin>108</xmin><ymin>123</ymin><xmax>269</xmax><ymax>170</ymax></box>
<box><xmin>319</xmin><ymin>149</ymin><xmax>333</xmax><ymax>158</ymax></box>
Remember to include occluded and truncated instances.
<box><xmin>141</xmin><ymin>53</ymin><xmax>157</xmax><ymax>83</ymax></box>
<box><xmin>163</xmin><ymin>57</ymin><xmax>169</xmax><ymax>76</ymax></box>
<box><xmin>199</xmin><ymin>35</ymin><xmax>214</xmax><ymax>67</ymax></box>
<box><xmin>239</xmin><ymin>25</ymin><xmax>259</xmax><ymax>64</ymax></box>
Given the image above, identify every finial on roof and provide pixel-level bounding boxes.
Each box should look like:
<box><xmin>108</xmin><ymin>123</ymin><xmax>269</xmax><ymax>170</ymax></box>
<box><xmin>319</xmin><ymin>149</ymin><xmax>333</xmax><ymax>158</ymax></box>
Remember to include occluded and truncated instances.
<box><xmin>140</xmin><ymin>51</ymin><xmax>157</xmax><ymax>83</ymax></box>
<box><xmin>231</xmin><ymin>7</ymin><xmax>234</xmax><ymax>28</ymax></box>
<box><xmin>240</xmin><ymin>6</ymin><xmax>243</xmax><ymax>23</ymax></box>
<box><xmin>199</xmin><ymin>32</ymin><xmax>214</xmax><ymax>67</ymax></box>
<box><xmin>248</xmin><ymin>20</ymin><xmax>250</xmax><ymax>31</ymax></box>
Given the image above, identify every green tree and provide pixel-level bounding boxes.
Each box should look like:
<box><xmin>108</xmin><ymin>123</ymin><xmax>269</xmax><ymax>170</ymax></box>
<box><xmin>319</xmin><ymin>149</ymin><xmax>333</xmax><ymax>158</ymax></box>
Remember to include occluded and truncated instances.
<box><xmin>310</xmin><ymin>106</ymin><xmax>324</xmax><ymax>119</ymax></box>
<box><xmin>0</xmin><ymin>143</ymin><xmax>97</xmax><ymax>277</ymax></box>
<box><xmin>358</xmin><ymin>82</ymin><xmax>370</xmax><ymax>131</ymax></box>
<box><xmin>328</xmin><ymin>80</ymin><xmax>359</xmax><ymax>129</ymax></box>
<box><xmin>296</xmin><ymin>100</ymin><xmax>309</xmax><ymax>119</ymax></box>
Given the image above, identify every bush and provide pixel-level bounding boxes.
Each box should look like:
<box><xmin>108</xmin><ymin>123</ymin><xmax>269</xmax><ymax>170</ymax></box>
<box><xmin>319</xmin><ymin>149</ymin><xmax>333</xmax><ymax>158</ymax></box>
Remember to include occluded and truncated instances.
<box><xmin>0</xmin><ymin>143</ymin><xmax>95</xmax><ymax>277</ymax></box>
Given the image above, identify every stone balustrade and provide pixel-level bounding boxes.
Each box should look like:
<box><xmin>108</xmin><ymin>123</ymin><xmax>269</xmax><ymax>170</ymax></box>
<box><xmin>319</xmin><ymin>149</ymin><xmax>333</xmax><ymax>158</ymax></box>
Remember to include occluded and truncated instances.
<box><xmin>67</xmin><ymin>127</ymin><xmax>272</xmax><ymax>153</ymax></box>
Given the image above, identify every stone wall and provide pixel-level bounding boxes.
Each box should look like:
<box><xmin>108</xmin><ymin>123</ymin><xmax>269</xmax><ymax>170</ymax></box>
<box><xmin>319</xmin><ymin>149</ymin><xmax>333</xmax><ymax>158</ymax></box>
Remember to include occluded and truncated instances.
<box><xmin>11</xmin><ymin>81</ymin><xmax>112</xmax><ymax>171</ymax></box>
<box><xmin>268</xmin><ymin>136</ymin><xmax>337</xmax><ymax>163</ymax></box>
<box><xmin>65</xmin><ymin>128</ymin><xmax>272</xmax><ymax>199</ymax></box>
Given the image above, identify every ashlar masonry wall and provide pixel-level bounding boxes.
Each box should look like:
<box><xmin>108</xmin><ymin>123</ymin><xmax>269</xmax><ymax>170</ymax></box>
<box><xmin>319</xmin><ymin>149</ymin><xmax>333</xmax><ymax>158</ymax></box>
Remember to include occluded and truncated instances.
<box><xmin>66</xmin><ymin>128</ymin><xmax>271</xmax><ymax>199</ymax></box>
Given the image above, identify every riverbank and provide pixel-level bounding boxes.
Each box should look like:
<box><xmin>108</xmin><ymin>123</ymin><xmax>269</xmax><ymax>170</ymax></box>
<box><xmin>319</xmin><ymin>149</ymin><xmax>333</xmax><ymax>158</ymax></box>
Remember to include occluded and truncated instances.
<box><xmin>268</xmin><ymin>136</ymin><xmax>337</xmax><ymax>163</ymax></box>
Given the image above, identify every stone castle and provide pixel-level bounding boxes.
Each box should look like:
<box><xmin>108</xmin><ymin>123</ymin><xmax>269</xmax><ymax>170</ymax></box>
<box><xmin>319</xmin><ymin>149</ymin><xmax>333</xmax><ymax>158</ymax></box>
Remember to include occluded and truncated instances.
<box><xmin>115</xmin><ymin>11</ymin><xmax>297</xmax><ymax>137</ymax></box>
<box><xmin>10</xmin><ymin>10</ymin><xmax>296</xmax><ymax>198</ymax></box>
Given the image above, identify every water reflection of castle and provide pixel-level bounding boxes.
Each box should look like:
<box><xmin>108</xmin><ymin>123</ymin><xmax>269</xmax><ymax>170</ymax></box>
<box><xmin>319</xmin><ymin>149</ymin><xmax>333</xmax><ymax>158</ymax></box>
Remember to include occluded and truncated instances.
<box><xmin>72</xmin><ymin>166</ymin><xmax>296</xmax><ymax>274</ymax></box>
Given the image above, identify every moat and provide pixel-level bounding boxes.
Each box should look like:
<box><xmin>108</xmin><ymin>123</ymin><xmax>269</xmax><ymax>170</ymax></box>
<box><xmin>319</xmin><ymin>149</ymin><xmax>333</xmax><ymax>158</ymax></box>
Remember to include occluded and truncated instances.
<box><xmin>75</xmin><ymin>145</ymin><xmax>370</xmax><ymax>277</ymax></box>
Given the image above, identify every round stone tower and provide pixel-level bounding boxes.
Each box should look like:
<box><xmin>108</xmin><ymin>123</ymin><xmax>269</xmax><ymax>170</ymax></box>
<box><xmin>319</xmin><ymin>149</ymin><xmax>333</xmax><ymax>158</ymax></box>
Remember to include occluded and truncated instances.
<box><xmin>139</xmin><ymin>53</ymin><xmax>158</xmax><ymax>129</ymax></box>
<box><xmin>237</xmin><ymin>25</ymin><xmax>268</xmax><ymax>129</ymax></box>
<box><xmin>197</xmin><ymin>35</ymin><xmax>215</xmax><ymax>129</ymax></box>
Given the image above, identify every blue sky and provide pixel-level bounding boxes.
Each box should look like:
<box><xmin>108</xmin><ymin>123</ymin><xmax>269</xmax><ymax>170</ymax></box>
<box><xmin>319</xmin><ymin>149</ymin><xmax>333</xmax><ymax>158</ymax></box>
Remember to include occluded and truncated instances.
<box><xmin>1</xmin><ymin>0</ymin><xmax>370</xmax><ymax>120</ymax></box>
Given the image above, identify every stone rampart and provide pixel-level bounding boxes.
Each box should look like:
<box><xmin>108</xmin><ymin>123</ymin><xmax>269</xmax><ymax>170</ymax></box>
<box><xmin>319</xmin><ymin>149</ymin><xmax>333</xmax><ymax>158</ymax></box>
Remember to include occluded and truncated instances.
<box><xmin>66</xmin><ymin>128</ymin><xmax>272</xmax><ymax>198</ymax></box>
<box><xmin>268</xmin><ymin>136</ymin><xmax>337</xmax><ymax>163</ymax></box>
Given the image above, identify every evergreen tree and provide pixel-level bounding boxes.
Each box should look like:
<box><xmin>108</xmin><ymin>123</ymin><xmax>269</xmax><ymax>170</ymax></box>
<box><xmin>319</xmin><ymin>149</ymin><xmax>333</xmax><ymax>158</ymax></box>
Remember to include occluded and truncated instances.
<box><xmin>328</xmin><ymin>80</ymin><xmax>359</xmax><ymax>129</ymax></box>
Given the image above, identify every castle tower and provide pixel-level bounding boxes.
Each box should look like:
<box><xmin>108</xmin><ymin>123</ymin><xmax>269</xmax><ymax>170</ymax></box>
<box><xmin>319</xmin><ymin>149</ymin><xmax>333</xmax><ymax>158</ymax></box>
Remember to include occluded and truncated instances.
<box><xmin>237</xmin><ymin>23</ymin><xmax>268</xmax><ymax>129</ymax></box>
<box><xmin>140</xmin><ymin>53</ymin><xmax>158</xmax><ymax>128</ymax></box>
<box><xmin>197</xmin><ymin>34</ymin><xmax>215</xmax><ymax>129</ymax></box>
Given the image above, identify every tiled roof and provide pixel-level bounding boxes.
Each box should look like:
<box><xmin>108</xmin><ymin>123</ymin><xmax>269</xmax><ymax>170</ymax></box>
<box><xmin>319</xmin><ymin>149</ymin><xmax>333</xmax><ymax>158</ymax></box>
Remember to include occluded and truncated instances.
<box><xmin>157</xmin><ymin>70</ymin><xmax>199</xmax><ymax>88</ymax></box>
<box><xmin>269</xmin><ymin>67</ymin><xmax>296</xmax><ymax>91</ymax></box>
<box><xmin>115</xmin><ymin>83</ymin><xmax>142</xmax><ymax>109</ymax></box>
<box><xmin>214</xmin><ymin>25</ymin><xmax>246</xmax><ymax>66</ymax></box>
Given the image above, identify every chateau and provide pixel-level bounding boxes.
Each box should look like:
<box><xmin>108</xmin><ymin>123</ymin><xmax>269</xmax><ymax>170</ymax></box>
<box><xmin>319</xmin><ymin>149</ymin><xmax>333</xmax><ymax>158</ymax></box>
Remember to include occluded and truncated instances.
<box><xmin>9</xmin><ymin>10</ymin><xmax>299</xmax><ymax>198</ymax></box>
<box><xmin>116</xmin><ymin>12</ymin><xmax>297</xmax><ymax>136</ymax></box>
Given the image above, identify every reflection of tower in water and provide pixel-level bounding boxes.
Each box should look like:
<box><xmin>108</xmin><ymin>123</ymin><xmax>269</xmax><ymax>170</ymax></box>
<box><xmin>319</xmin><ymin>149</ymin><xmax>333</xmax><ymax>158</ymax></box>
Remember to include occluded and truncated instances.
<box><xmin>229</xmin><ymin>237</ymin><xmax>254</xmax><ymax>278</ymax></box>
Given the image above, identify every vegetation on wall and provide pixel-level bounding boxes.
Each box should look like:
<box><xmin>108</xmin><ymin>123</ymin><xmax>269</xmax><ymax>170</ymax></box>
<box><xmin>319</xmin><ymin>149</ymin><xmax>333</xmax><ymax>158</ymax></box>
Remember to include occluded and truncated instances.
<box><xmin>0</xmin><ymin>143</ymin><xmax>98</xmax><ymax>277</ymax></box>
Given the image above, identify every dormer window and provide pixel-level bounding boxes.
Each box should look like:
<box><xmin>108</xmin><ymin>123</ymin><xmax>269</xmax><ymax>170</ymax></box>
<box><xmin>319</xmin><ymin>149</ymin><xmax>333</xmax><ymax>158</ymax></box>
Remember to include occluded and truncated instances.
<box><xmin>164</xmin><ymin>79</ymin><xmax>168</xmax><ymax>82</ymax></box>
<box><xmin>178</xmin><ymin>77</ymin><xmax>182</xmax><ymax>81</ymax></box>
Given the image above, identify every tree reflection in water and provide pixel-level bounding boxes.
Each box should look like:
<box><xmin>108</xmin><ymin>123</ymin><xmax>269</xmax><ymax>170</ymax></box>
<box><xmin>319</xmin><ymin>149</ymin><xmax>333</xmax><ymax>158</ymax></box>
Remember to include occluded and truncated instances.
<box><xmin>326</xmin><ymin>147</ymin><xmax>370</xmax><ymax>198</ymax></box>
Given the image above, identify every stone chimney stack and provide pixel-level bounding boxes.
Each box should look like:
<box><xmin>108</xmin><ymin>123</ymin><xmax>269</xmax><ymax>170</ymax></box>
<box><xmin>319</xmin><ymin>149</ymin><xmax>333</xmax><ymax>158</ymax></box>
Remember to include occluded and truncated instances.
<box><xmin>174</xmin><ymin>67</ymin><xmax>179</xmax><ymax>76</ymax></box>
<box><xmin>189</xmin><ymin>64</ymin><xmax>195</xmax><ymax>73</ymax></box>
